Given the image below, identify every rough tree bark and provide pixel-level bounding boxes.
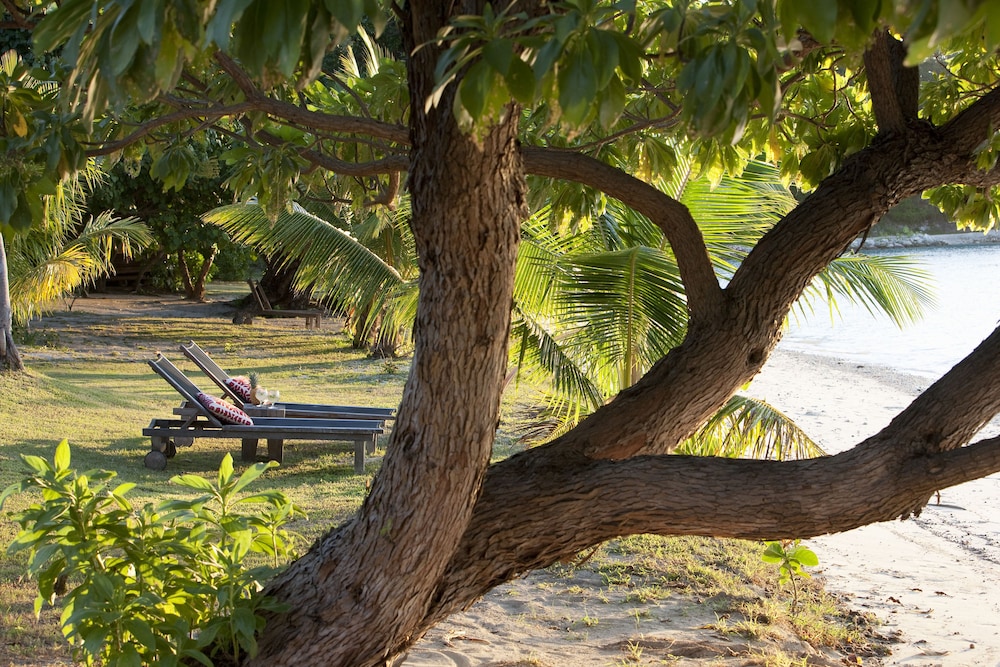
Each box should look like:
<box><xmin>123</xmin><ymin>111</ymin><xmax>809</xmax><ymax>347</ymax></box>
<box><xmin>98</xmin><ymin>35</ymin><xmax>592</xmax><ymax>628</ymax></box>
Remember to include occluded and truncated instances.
<box><xmin>249</xmin><ymin>0</ymin><xmax>526</xmax><ymax>664</ymax></box>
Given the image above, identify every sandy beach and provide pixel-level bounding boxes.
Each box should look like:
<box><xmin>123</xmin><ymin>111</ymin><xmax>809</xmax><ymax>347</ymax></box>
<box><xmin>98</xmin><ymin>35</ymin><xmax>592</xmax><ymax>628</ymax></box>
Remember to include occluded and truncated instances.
<box><xmin>405</xmin><ymin>347</ymin><xmax>1000</xmax><ymax>666</ymax></box>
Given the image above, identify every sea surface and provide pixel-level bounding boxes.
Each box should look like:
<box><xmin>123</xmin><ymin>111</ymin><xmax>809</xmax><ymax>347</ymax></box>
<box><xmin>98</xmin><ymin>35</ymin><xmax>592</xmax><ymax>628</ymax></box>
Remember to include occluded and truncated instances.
<box><xmin>781</xmin><ymin>243</ymin><xmax>1000</xmax><ymax>378</ymax></box>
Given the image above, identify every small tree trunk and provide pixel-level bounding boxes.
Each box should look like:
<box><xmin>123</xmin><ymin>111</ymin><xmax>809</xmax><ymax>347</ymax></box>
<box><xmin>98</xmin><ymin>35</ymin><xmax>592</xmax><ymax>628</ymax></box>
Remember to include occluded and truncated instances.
<box><xmin>178</xmin><ymin>248</ymin><xmax>195</xmax><ymax>298</ymax></box>
<box><xmin>181</xmin><ymin>245</ymin><xmax>218</xmax><ymax>302</ymax></box>
<box><xmin>0</xmin><ymin>232</ymin><xmax>24</xmax><ymax>372</ymax></box>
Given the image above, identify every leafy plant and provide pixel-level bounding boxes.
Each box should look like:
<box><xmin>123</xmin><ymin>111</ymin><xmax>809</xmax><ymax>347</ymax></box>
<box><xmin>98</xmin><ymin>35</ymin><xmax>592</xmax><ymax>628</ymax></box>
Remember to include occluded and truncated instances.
<box><xmin>0</xmin><ymin>440</ymin><xmax>305</xmax><ymax>666</ymax></box>
<box><xmin>760</xmin><ymin>540</ymin><xmax>819</xmax><ymax>613</ymax></box>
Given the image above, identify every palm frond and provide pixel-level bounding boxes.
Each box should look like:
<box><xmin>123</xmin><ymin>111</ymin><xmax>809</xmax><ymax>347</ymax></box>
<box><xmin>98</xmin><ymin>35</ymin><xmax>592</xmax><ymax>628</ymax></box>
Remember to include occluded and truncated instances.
<box><xmin>678</xmin><ymin>395</ymin><xmax>825</xmax><ymax>460</ymax></box>
<box><xmin>205</xmin><ymin>202</ymin><xmax>404</xmax><ymax>306</ymax></box>
<box><xmin>10</xmin><ymin>247</ymin><xmax>93</xmax><ymax>321</ymax></box>
<box><xmin>554</xmin><ymin>246</ymin><xmax>688</xmax><ymax>387</ymax></box>
<box><xmin>800</xmin><ymin>253</ymin><xmax>935</xmax><ymax>327</ymax></box>
<box><xmin>70</xmin><ymin>214</ymin><xmax>152</xmax><ymax>271</ymax></box>
<box><xmin>509</xmin><ymin>310</ymin><xmax>607</xmax><ymax>415</ymax></box>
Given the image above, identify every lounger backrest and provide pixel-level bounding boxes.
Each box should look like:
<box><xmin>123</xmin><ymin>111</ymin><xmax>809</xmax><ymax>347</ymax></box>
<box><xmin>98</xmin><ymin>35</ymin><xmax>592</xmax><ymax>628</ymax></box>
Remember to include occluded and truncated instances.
<box><xmin>180</xmin><ymin>340</ymin><xmax>243</xmax><ymax>402</ymax></box>
<box><xmin>248</xmin><ymin>279</ymin><xmax>273</xmax><ymax>310</ymax></box>
<box><xmin>149</xmin><ymin>354</ymin><xmax>225</xmax><ymax>427</ymax></box>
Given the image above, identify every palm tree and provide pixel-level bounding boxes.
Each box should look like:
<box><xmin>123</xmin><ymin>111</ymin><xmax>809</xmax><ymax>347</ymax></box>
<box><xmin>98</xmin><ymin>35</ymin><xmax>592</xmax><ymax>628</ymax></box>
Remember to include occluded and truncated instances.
<box><xmin>0</xmin><ymin>48</ymin><xmax>151</xmax><ymax>372</ymax></box>
<box><xmin>203</xmin><ymin>200</ymin><xmax>418</xmax><ymax>355</ymax></box>
<box><xmin>4</xmin><ymin>165</ymin><xmax>152</xmax><ymax>340</ymax></box>
<box><xmin>0</xmin><ymin>230</ymin><xmax>23</xmax><ymax>371</ymax></box>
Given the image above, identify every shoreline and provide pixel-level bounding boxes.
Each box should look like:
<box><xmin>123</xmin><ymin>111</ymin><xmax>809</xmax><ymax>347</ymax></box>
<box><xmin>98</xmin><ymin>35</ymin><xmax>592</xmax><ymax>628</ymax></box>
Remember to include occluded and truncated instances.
<box><xmin>861</xmin><ymin>229</ymin><xmax>1000</xmax><ymax>249</ymax></box>
<box><xmin>749</xmin><ymin>347</ymin><xmax>1000</xmax><ymax>666</ymax></box>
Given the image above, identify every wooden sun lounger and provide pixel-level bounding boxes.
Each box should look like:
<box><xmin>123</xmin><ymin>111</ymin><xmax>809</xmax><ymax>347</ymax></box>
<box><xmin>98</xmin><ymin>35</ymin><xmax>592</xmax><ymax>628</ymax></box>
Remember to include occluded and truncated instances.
<box><xmin>179</xmin><ymin>340</ymin><xmax>396</xmax><ymax>422</ymax></box>
<box><xmin>144</xmin><ymin>354</ymin><xmax>383</xmax><ymax>473</ymax></box>
<box><xmin>246</xmin><ymin>279</ymin><xmax>323</xmax><ymax>328</ymax></box>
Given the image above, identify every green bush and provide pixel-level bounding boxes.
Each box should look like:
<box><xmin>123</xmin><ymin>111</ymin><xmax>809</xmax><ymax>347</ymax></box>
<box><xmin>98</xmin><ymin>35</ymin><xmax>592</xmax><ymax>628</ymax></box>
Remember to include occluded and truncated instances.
<box><xmin>1</xmin><ymin>441</ymin><xmax>304</xmax><ymax>666</ymax></box>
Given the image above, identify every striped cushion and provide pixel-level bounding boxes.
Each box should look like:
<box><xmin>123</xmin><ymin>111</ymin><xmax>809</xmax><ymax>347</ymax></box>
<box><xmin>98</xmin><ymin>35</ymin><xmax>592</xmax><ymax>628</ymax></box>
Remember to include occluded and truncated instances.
<box><xmin>197</xmin><ymin>392</ymin><xmax>254</xmax><ymax>426</ymax></box>
<box><xmin>225</xmin><ymin>376</ymin><xmax>252</xmax><ymax>401</ymax></box>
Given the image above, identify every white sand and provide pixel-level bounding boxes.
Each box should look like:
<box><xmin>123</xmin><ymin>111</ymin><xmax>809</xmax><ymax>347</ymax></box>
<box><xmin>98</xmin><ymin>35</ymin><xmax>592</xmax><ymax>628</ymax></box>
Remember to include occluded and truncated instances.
<box><xmin>405</xmin><ymin>347</ymin><xmax>1000</xmax><ymax>666</ymax></box>
<box><xmin>750</xmin><ymin>349</ymin><xmax>1000</xmax><ymax>667</ymax></box>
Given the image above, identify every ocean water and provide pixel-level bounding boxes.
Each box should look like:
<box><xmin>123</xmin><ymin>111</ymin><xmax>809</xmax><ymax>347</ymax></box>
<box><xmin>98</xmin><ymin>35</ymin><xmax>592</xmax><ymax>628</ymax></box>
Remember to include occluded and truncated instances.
<box><xmin>780</xmin><ymin>244</ymin><xmax>1000</xmax><ymax>378</ymax></box>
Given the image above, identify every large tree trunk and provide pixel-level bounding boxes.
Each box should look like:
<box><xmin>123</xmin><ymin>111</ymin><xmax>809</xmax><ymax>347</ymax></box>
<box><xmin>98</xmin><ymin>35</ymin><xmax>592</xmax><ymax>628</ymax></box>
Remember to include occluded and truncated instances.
<box><xmin>249</xmin><ymin>0</ymin><xmax>526</xmax><ymax>664</ymax></box>
<box><xmin>0</xmin><ymin>231</ymin><xmax>24</xmax><ymax>373</ymax></box>
<box><xmin>247</xmin><ymin>29</ymin><xmax>1000</xmax><ymax>667</ymax></box>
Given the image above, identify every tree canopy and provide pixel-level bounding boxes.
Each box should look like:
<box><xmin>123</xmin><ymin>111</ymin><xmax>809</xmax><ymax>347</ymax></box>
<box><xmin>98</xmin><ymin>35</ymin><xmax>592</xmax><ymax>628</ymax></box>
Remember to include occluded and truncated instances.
<box><xmin>4</xmin><ymin>0</ymin><xmax>1000</xmax><ymax>665</ymax></box>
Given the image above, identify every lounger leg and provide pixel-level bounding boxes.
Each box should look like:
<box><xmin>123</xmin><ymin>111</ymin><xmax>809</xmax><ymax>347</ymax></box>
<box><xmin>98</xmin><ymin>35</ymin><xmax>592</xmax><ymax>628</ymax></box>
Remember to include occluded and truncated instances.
<box><xmin>366</xmin><ymin>434</ymin><xmax>377</xmax><ymax>455</ymax></box>
<box><xmin>267</xmin><ymin>439</ymin><xmax>284</xmax><ymax>463</ymax></box>
<box><xmin>242</xmin><ymin>438</ymin><xmax>259</xmax><ymax>461</ymax></box>
<box><xmin>354</xmin><ymin>441</ymin><xmax>365</xmax><ymax>474</ymax></box>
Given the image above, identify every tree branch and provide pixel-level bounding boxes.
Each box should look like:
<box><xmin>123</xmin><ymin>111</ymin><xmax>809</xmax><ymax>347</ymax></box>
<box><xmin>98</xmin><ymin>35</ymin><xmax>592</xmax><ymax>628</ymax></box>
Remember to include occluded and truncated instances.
<box><xmin>254</xmin><ymin>129</ymin><xmax>410</xmax><ymax>177</ymax></box>
<box><xmin>863</xmin><ymin>30</ymin><xmax>920</xmax><ymax>134</ymax></box>
<box><xmin>418</xmin><ymin>325</ymin><xmax>1000</xmax><ymax>625</ymax></box>
<box><xmin>522</xmin><ymin>147</ymin><xmax>724</xmax><ymax>320</ymax></box>
<box><xmin>84</xmin><ymin>103</ymin><xmax>259</xmax><ymax>156</ymax></box>
<box><xmin>939</xmin><ymin>85</ymin><xmax>1000</xmax><ymax>158</ymax></box>
<box><xmin>213</xmin><ymin>51</ymin><xmax>410</xmax><ymax>144</ymax></box>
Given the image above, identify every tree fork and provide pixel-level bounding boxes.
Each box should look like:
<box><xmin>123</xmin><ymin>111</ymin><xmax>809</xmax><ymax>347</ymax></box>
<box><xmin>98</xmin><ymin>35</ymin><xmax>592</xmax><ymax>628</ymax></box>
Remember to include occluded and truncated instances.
<box><xmin>416</xmin><ymin>322</ymin><xmax>1000</xmax><ymax>626</ymax></box>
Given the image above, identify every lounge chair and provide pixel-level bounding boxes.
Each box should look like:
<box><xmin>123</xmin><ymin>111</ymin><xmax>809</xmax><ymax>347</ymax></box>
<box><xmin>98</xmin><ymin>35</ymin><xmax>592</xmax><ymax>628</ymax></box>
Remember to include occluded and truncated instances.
<box><xmin>180</xmin><ymin>340</ymin><xmax>396</xmax><ymax>422</ymax></box>
<box><xmin>244</xmin><ymin>279</ymin><xmax>323</xmax><ymax>328</ymax></box>
<box><xmin>143</xmin><ymin>354</ymin><xmax>384</xmax><ymax>474</ymax></box>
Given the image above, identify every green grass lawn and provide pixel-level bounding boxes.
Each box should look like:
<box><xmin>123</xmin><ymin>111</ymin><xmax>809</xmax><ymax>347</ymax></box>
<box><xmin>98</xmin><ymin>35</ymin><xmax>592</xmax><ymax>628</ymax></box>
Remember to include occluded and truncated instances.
<box><xmin>0</xmin><ymin>284</ymin><xmax>890</xmax><ymax>666</ymax></box>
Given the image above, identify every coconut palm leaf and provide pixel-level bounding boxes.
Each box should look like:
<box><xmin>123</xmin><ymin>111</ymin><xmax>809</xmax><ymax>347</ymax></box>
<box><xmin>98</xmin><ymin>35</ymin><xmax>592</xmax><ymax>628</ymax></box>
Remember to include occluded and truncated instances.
<box><xmin>800</xmin><ymin>253</ymin><xmax>935</xmax><ymax>327</ymax></box>
<box><xmin>553</xmin><ymin>246</ymin><xmax>688</xmax><ymax>388</ymax></box>
<box><xmin>9</xmin><ymin>212</ymin><xmax>150</xmax><ymax>322</ymax></box>
<box><xmin>678</xmin><ymin>395</ymin><xmax>825</xmax><ymax>460</ymax></box>
<box><xmin>509</xmin><ymin>311</ymin><xmax>607</xmax><ymax>418</ymax></box>
<box><xmin>203</xmin><ymin>202</ymin><xmax>410</xmax><ymax>331</ymax></box>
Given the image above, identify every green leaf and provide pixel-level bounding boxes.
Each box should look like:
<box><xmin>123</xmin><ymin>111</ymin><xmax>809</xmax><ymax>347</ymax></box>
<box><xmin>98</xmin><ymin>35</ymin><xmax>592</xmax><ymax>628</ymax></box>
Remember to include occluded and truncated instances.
<box><xmin>586</xmin><ymin>29</ymin><xmax>619</xmax><ymax>89</ymax></box>
<box><xmin>505</xmin><ymin>56</ymin><xmax>536</xmax><ymax>105</ymax></box>
<box><xmin>119</xmin><ymin>643</ymin><xmax>143</xmax><ymax>667</ymax></box>
<box><xmin>53</xmin><ymin>440</ymin><xmax>71</xmax><ymax>473</ymax></box>
<box><xmin>230</xmin><ymin>461</ymin><xmax>277</xmax><ymax>496</ymax></box>
<box><xmin>154</xmin><ymin>25</ymin><xmax>185</xmax><ymax>89</ymax></box>
<box><xmin>558</xmin><ymin>47</ymin><xmax>598</xmax><ymax>126</ymax></box>
<box><xmin>169</xmin><ymin>474</ymin><xmax>215</xmax><ymax>493</ymax></box>
<box><xmin>31</xmin><ymin>0</ymin><xmax>96</xmax><ymax>54</ymax></box>
<box><xmin>218</xmin><ymin>453</ymin><xmax>235</xmax><ymax>488</ymax></box>
<box><xmin>789</xmin><ymin>545</ymin><xmax>819</xmax><ymax>567</ymax></box>
<box><xmin>8</xmin><ymin>193</ymin><xmax>33</xmax><ymax>232</ymax></box>
<box><xmin>136</xmin><ymin>1</ymin><xmax>160</xmax><ymax>43</ymax></box>
<box><xmin>598</xmin><ymin>75</ymin><xmax>626</xmax><ymax>130</ymax></box>
<box><xmin>326</xmin><ymin>0</ymin><xmax>368</xmax><ymax>36</ymax></box>
<box><xmin>108</xmin><ymin>5</ymin><xmax>142</xmax><ymax>76</ymax></box>
<box><xmin>483</xmin><ymin>39</ymin><xmax>514</xmax><ymax>75</ymax></box>
<box><xmin>760</xmin><ymin>541</ymin><xmax>785</xmax><ymax>562</ymax></box>
<box><xmin>231</xmin><ymin>606</ymin><xmax>258</xmax><ymax>639</ymax></box>
<box><xmin>206</xmin><ymin>0</ymin><xmax>255</xmax><ymax>49</ymax></box>
<box><xmin>788</xmin><ymin>0</ymin><xmax>837</xmax><ymax>43</ymax></box>
<box><xmin>458</xmin><ymin>59</ymin><xmax>494</xmax><ymax>120</ymax></box>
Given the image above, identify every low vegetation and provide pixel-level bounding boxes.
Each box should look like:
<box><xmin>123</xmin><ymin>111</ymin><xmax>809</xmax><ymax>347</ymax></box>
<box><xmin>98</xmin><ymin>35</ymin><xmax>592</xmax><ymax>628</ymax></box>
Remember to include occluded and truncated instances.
<box><xmin>0</xmin><ymin>284</ymin><xmax>889</xmax><ymax>665</ymax></box>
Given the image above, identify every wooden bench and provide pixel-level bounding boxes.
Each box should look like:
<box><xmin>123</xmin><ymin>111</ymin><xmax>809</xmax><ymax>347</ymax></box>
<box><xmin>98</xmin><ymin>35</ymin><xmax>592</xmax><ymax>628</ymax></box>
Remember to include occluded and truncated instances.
<box><xmin>245</xmin><ymin>279</ymin><xmax>323</xmax><ymax>329</ymax></box>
